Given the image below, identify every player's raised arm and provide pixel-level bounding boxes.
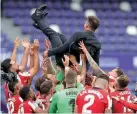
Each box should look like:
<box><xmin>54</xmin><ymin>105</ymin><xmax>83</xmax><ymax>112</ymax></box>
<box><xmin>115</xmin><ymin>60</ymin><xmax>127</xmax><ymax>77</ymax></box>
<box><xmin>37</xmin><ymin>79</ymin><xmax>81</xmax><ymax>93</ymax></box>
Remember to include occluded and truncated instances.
<box><xmin>29</xmin><ymin>39</ymin><xmax>40</xmax><ymax>78</ymax></box>
<box><xmin>79</xmin><ymin>54</ymin><xmax>86</xmax><ymax>84</ymax></box>
<box><xmin>29</xmin><ymin>44</ymin><xmax>34</xmax><ymax>69</ymax></box>
<box><xmin>11</xmin><ymin>37</ymin><xmax>20</xmax><ymax>62</ymax></box>
<box><xmin>19</xmin><ymin>38</ymin><xmax>30</xmax><ymax>72</ymax></box>
<box><xmin>62</xmin><ymin>55</ymin><xmax>70</xmax><ymax>76</ymax></box>
<box><xmin>42</xmin><ymin>39</ymin><xmax>56</xmax><ymax>75</ymax></box>
<box><xmin>79</xmin><ymin>41</ymin><xmax>106</xmax><ymax>75</ymax></box>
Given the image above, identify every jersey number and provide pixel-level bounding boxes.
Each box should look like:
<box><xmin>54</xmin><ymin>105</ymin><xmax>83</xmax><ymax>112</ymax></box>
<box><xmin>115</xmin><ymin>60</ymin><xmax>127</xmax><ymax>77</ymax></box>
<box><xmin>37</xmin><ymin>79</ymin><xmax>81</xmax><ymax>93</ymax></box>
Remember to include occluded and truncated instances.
<box><xmin>18</xmin><ymin>106</ymin><xmax>24</xmax><ymax>114</ymax></box>
<box><xmin>121</xmin><ymin>96</ymin><xmax>132</xmax><ymax>113</ymax></box>
<box><xmin>69</xmin><ymin>99</ymin><xmax>75</xmax><ymax>112</ymax></box>
<box><xmin>82</xmin><ymin>95</ymin><xmax>95</xmax><ymax>114</ymax></box>
<box><xmin>7</xmin><ymin>101</ymin><xmax>14</xmax><ymax>114</ymax></box>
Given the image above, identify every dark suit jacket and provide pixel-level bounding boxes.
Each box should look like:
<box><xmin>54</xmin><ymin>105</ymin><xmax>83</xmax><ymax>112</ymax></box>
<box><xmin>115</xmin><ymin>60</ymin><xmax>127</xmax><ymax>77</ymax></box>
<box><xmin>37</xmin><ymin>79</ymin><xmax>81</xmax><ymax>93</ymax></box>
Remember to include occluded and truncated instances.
<box><xmin>48</xmin><ymin>31</ymin><xmax>101</xmax><ymax>65</ymax></box>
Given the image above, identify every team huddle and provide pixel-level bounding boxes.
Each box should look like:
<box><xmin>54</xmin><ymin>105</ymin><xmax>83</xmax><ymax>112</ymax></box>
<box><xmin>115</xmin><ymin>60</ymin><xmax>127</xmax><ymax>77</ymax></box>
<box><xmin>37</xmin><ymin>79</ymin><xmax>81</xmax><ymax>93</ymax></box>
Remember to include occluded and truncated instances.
<box><xmin>1</xmin><ymin>4</ymin><xmax>137</xmax><ymax>114</ymax></box>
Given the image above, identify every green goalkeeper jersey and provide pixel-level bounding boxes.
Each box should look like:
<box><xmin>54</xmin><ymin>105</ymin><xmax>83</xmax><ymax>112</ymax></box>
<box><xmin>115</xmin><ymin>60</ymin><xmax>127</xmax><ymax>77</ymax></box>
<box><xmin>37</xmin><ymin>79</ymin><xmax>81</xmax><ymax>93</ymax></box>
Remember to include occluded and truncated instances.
<box><xmin>49</xmin><ymin>88</ymin><xmax>80</xmax><ymax>114</ymax></box>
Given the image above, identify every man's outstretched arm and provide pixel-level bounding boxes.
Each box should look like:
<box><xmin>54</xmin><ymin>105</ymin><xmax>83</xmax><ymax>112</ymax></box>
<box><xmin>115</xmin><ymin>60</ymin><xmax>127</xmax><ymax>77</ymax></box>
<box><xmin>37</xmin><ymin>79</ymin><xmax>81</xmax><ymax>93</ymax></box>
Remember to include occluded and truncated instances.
<box><xmin>79</xmin><ymin>41</ymin><xmax>106</xmax><ymax>74</ymax></box>
<box><xmin>19</xmin><ymin>38</ymin><xmax>30</xmax><ymax>72</ymax></box>
<box><xmin>11</xmin><ymin>37</ymin><xmax>20</xmax><ymax>62</ymax></box>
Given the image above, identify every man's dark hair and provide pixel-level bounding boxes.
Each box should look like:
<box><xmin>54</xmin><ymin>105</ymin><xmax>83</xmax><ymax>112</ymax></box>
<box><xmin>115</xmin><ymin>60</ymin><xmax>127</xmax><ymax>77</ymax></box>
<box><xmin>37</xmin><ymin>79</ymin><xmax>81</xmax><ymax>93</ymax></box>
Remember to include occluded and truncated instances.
<box><xmin>19</xmin><ymin>86</ymin><xmax>30</xmax><ymax>101</ymax></box>
<box><xmin>8</xmin><ymin>79</ymin><xmax>18</xmax><ymax>93</ymax></box>
<box><xmin>1</xmin><ymin>58</ymin><xmax>11</xmax><ymax>73</ymax></box>
<box><xmin>40</xmin><ymin>80</ymin><xmax>53</xmax><ymax>95</ymax></box>
<box><xmin>116</xmin><ymin>68</ymin><xmax>124</xmax><ymax>77</ymax></box>
<box><xmin>87</xmin><ymin>16</ymin><xmax>100</xmax><ymax>31</ymax></box>
<box><xmin>96</xmin><ymin>74</ymin><xmax>109</xmax><ymax>82</ymax></box>
<box><xmin>117</xmin><ymin>75</ymin><xmax>129</xmax><ymax>88</ymax></box>
<box><xmin>35</xmin><ymin>77</ymin><xmax>45</xmax><ymax>91</ymax></box>
<box><xmin>65</xmin><ymin>69</ymin><xmax>77</xmax><ymax>84</ymax></box>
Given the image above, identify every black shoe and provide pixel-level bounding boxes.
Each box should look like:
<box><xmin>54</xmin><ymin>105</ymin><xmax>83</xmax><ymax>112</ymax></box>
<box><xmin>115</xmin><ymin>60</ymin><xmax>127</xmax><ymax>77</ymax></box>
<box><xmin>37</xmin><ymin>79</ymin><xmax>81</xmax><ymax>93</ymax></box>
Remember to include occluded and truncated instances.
<box><xmin>31</xmin><ymin>4</ymin><xmax>48</xmax><ymax>22</ymax></box>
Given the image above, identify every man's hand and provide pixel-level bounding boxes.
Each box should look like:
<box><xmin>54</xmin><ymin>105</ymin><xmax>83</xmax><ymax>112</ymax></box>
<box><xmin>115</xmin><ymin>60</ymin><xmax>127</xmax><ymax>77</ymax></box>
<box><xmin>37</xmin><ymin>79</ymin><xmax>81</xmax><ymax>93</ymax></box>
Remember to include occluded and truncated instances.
<box><xmin>14</xmin><ymin>37</ymin><xmax>20</xmax><ymax>48</ymax></box>
<box><xmin>79</xmin><ymin>41</ymin><xmax>88</xmax><ymax>54</ymax></box>
<box><xmin>33</xmin><ymin>39</ymin><xmax>39</xmax><ymax>51</ymax></box>
<box><xmin>62</xmin><ymin>55</ymin><xmax>69</xmax><ymax>67</ymax></box>
<box><xmin>70</xmin><ymin>64</ymin><xmax>80</xmax><ymax>75</ymax></box>
<box><xmin>22</xmin><ymin>38</ymin><xmax>30</xmax><ymax>49</ymax></box>
<box><xmin>44</xmin><ymin>39</ymin><xmax>50</xmax><ymax>50</ymax></box>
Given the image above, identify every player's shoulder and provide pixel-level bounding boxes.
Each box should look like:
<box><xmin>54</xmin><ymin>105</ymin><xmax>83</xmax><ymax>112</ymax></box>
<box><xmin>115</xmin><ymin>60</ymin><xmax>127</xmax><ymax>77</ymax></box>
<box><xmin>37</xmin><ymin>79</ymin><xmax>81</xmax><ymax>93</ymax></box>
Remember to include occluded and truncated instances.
<box><xmin>110</xmin><ymin>91</ymin><xmax>119</xmax><ymax>96</ymax></box>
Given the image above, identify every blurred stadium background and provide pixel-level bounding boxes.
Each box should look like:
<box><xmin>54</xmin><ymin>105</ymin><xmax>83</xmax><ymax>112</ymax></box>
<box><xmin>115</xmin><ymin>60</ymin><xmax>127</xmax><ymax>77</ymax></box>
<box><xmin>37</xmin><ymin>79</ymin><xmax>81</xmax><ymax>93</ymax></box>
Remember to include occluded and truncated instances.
<box><xmin>1</xmin><ymin>0</ymin><xmax>137</xmax><ymax>112</ymax></box>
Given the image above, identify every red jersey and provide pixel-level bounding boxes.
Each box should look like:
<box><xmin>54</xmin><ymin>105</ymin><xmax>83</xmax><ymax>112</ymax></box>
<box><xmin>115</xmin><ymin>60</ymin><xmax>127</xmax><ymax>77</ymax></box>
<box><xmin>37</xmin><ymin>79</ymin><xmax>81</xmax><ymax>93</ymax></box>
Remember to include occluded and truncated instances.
<box><xmin>76</xmin><ymin>87</ymin><xmax>112</xmax><ymax>113</ymax></box>
<box><xmin>111</xmin><ymin>89</ymin><xmax>133</xmax><ymax>113</ymax></box>
<box><xmin>7</xmin><ymin>95</ymin><xmax>23</xmax><ymax>113</ymax></box>
<box><xmin>18</xmin><ymin>100</ymin><xmax>38</xmax><ymax>113</ymax></box>
<box><xmin>17</xmin><ymin>71</ymin><xmax>31</xmax><ymax>86</ymax></box>
<box><xmin>5</xmin><ymin>71</ymin><xmax>31</xmax><ymax>101</ymax></box>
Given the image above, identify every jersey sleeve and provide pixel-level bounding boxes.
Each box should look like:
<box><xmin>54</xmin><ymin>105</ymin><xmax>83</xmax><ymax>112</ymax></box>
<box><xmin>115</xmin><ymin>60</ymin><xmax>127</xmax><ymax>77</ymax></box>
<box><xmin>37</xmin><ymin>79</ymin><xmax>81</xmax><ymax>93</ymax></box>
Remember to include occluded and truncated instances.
<box><xmin>28</xmin><ymin>101</ymin><xmax>39</xmax><ymax>112</ymax></box>
<box><xmin>49</xmin><ymin>93</ymin><xmax>58</xmax><ymax>113</ymax></box>
<box><xmin>119</xmin><ymin>99</ymin><xmax>137</xmax><ymax>111</ymax></box>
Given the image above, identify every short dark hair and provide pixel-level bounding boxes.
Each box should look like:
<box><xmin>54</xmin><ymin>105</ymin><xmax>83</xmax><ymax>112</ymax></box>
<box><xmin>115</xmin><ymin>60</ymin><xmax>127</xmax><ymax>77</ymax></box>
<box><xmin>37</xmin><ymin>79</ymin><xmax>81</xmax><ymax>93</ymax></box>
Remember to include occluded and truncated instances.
<box><xmin>117</xmin><ymin>75</ymin><xmax>129</xmax><ymax>88</ymax></box>
<box><xmin>87</xmin><ymin>16</ymin><xmax>100</xmax><ymax>31</ymax></box>
<box><xmin>40</xmin><ymin>80</ymin><xmax>53</xmax><ymax>95</ymax></box>
<box><xmin>35</xmin><ymin>77</ymin><xmax>46</xmax><ymax>91</ymax></box>
<box><xmin>65</xmin><ymin>69</ymin><xmax>77</xmax><ymax>84</ymax></box>
<box><xmin>8</xmin><ymin>79</ymin><xmax>18</xmax><ymax>93</ymax></box>
<box><xmin>1</xmin><ymin>58</ymin><xmax>11</xmax><ymax>73</ymax></box>
<box><xmin>19</xmin><ymin>86</ymin><xmax>30</xmax><ymax>101</ymax></box>
<box><xmin>96</xmin><ymin>74</ymin><xmax>109</xmax><ymax>82</ymax></box>
<box><xmin>116</xmin><ymin>68</ymin><xmax>124</xmax><ymax>77</ymax></box>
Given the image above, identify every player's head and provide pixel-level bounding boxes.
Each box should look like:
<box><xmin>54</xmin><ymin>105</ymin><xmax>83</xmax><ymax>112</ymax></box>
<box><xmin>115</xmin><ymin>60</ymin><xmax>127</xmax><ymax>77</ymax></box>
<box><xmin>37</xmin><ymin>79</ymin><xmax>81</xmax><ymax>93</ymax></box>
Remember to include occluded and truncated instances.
<box><xmin>35</xmin><ymin>76</ymin><xmax>46</xmax><ymax>92</ymax></box>
<box><xmin>84</xmin><ymin>16</ymin><xmax>100</xmax><ymax>32</ymax></box>
<box><xmin>108</xmin><ymin>67</ymin><xmax>124</xmax><ymax>78</ymax></box>
<box><xmin>94</xmin><ymin>74</ymin><xmax>109</xmax><ymax>89</ymax></box>
<box><xmin>1</xmin><ymin>58</ymin><xmax>19</xmax><ymax>73</ymax></box>
<box><xmin>40</xmin><ymin>80</ymin><xmax>53</xmax><ymax>95</ymax></box>
<box><xmin>8</xmin><ymin>79</ymin><xmax>23</xmax><ymax>94</ymax></box>
<box><xmin>115</xmin><ymin>75</ymin><xmax>130</xmax><ymax>90</ymax></box>
<box><xmin>65</xmin><ymin>69</ymin><xmax>77</xmax><ymax>87</ymax></box>
<box><xmin>19</xmin><ymin>86</ymin><xmax>35</xmax><ymax>101</ymax></box>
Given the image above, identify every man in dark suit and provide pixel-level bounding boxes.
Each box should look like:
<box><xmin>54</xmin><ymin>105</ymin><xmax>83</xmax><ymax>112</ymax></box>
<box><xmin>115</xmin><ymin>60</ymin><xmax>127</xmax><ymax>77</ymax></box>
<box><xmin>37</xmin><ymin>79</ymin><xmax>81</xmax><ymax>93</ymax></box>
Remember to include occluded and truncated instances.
<box><xmin>31</xmin><ymin>5</ymin><xmax>101</xmax><ymax>69</ymax></box>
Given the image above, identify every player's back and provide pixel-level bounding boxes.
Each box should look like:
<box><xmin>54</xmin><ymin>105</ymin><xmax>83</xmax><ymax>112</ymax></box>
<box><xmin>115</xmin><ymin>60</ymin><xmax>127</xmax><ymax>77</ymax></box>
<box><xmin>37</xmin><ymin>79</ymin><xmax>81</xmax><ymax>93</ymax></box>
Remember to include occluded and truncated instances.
<box><xmin>18</xmin><ymin>100</ymin><xmax>37</xmax><ymax>113</ymax></box>
<box><xmin>52</xmin><ymin>88</ymin><xmax>79</xmax><ymax>113</ymax></box>
<box><xmin>111</xmin><ymin>89</ymin><xmax>133</xmax><ymax>113</ymax></box>
<box><xmin>76</xmin><ymin>87</ymin><xmax>112</xmax><ymax>113</ymax></box>
<box><xmin>7</xmin><ymin>95</ymin><xmax>23</xmax><ymax>113</ymax></box>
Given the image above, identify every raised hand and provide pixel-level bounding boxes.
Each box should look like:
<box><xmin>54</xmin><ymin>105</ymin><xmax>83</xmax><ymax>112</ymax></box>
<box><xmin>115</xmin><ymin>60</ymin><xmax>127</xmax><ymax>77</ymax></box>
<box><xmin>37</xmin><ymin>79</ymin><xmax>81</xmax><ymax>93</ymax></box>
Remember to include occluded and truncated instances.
<box><xmin>62</xmin><ymin>55</ymin><xmax>69</xmax><ymax>67</ymax></box>
<box><xmin>14</xmin><ymin>37</ymin><xmax>20</xmax><ymax>48</ymax></box>
<box><xmin>33</xmin><ymin>39</ymin><xmax>39</xmax><ymax>50</ymax></box>
<box><xmin>22</xmin><ymin>38</ymin><xmax>30</xmax><ymax>49</ymax></box>
<box><xmin>44</xmin><ymin>39</ymin><xmax>50</xmax><ymax>50</ymax></box>
<box><xmin>42</xmin><ymin>50</ymin><xmax>48</xmax><ymax>58</ymax></box>
<box><xmin>79</xmin><ymin>41</ymin><xmax>88</xmax><ymax>54</ymax></box>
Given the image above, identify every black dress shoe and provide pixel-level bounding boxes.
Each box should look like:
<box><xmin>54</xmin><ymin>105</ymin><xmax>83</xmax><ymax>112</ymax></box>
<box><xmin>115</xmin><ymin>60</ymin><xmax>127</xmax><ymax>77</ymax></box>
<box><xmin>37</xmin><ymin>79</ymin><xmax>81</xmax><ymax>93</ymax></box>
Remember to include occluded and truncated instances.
<box><xmin>31</xmin><ymin>4</ymin><xmax>48</xmax><ymax>22</ymax></box>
